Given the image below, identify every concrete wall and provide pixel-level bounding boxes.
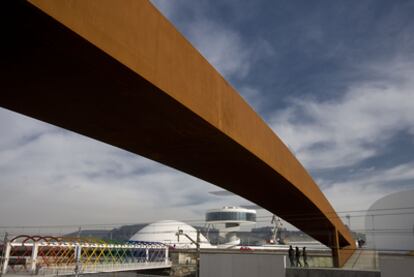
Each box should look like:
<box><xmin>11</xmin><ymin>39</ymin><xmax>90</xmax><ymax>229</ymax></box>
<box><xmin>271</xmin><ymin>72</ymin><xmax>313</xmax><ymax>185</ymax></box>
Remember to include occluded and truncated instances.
<box><xmin>200</xmin><ymin>252</ymin><xmax>286</xmax><ymax>277</ymax></box>
<box><xmin>286</xmin><ymin>268</ymin><xmax>380</xmax><ymax>277</ymax></box>
<box><xmin>380</xmin><ymin>254</ymin><xmax>414</xmax><ymax>277</ymax></box>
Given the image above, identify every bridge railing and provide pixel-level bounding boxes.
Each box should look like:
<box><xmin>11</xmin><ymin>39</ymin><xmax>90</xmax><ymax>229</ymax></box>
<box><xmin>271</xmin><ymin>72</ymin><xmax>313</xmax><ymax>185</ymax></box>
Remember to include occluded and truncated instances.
<box><xmin>1</xmin><ymin>235</ymin><xmax>171</xmax><ymax>275</ymax></box>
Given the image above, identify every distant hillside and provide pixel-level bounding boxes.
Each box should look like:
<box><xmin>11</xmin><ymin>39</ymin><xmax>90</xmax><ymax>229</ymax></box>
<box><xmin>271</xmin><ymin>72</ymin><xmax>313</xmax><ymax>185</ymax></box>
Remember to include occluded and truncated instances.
<box><xmin>65</xmin><ymin>223</ymin><xmax>148</xmax><ymax>242</ymax></box>
<box><xmin>64</xmin><ymin>229</ymin><xmax>110</xmax><ymax>240</ymax></box>
<box><xmin>109</xmin><ymin>224</ymin><xmax>148</xmax><ymax>241</ymax></box>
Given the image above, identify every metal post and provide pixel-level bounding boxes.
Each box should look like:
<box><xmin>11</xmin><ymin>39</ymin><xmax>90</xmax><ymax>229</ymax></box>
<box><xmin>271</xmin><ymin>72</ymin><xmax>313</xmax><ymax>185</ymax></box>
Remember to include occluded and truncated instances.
<box><xmin>145</xmin><ymin>248</ymin><xmax>149</xmax><ymax>263</ymax></box>
<box><xmin>0</xmin><ymin>233</ymin><xmax>6</xmax><ymax>277</ymax></box>
<box><xmin>346</xmin><ymin>214</ymin><xmax>351</xmax><ymax>229</ymax></box>
<box><xmin>30</xmin><ymin>242</ymin><xmax>39</xmax><ymax>273</ymax></box>
<box><xmin>74</xmin><ymin>245</ymin><xmax>82</xmax><ymax>277</ymax></box>
<box><xmin>74</xmin><ymin>226</ymin><xmax>82</xmax><ymax>277</ymax></box>
<box><xmin>1</xmin><ymin>242</ymin><xmax>11</xmax><ymax>275</ymax></box>
<box><xmin>176</xmin><ymin>228</ymin><xmax>201</xmax><ymax>276</ymax></box>
<box><xmin>196</xmin><ymin>230</ymin><xmax>200</xmax><ymax>277</ymax></box>
<box><xmin>165</xmin><ymin>246</ymin><xmax>169</xmax><ymax>264</ymax></box>
<box><xmin>371</xmin><ymin>214</ymin><xmax>376</xmax><ymax>268</ymax></box>
<box><xmin>371</xmin><ymin>214</ymin><xmax>376</xmax><ymax>250</ymax></box>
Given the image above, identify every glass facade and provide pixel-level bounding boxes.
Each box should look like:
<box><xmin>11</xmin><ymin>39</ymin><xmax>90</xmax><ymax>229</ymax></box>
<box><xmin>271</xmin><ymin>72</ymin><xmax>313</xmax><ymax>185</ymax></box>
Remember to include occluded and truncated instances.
<box><xmin>206</xmin><ymin>211</ymin><xmax>256</xmax><ymax>222</ymax></box>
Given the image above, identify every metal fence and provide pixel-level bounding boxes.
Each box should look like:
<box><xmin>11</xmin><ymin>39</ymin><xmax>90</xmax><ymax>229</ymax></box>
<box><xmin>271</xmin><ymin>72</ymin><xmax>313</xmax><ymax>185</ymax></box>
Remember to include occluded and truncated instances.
<box><xmin>1</xmin><ymin>235</ymin><xmax>170</xmax><ymax>275</ymax></box>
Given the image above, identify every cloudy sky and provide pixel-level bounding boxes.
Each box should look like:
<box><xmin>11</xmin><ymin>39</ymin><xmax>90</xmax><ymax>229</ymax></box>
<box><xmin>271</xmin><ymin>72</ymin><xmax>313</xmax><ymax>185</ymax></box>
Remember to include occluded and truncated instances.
<box><xmin>1</xmin><ymin>0</ymin><xmax>414</xmax><ymax>232</ymax></box>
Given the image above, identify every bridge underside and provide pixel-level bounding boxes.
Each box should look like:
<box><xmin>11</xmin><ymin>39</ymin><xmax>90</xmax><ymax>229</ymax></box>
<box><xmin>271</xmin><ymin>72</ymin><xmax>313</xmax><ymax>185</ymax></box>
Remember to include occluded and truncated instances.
<box><xmin>1</xmin><ymin>0</ymin><xmax>354</xmax><ymax>266</ymax></box>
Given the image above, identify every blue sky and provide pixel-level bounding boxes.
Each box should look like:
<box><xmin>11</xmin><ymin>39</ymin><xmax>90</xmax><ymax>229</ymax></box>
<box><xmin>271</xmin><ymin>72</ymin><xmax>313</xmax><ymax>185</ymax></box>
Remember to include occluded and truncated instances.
<box><xmin>1</xmin><ymin>0</ymin><xmax>414</xmax><ymax>231</ymax></box>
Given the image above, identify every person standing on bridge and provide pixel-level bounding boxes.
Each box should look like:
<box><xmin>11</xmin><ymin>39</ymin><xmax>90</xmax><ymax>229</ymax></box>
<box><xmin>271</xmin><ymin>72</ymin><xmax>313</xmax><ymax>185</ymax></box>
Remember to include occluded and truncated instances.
<box><xmin>295</xmin><ymin>247</ymin><xmax>302</xmax><ymax>267</ymax></box>
<box><xmin>288</xmin><ymin>245</ymin><xmax>295</xmax><ymax>267</ymax></box>
<box><xmin>302</xmin><ymin>247</ymin><xmax>308</xmax><ymax>267</ymax></box>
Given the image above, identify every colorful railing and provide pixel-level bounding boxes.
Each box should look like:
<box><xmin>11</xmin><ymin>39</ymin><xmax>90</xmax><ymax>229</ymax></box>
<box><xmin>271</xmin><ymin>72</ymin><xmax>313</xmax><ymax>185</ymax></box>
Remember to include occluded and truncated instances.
<box><xmin>0</xmin><ymin>235</ymin><xmax>170</xmax><ymax>275</ymax></box>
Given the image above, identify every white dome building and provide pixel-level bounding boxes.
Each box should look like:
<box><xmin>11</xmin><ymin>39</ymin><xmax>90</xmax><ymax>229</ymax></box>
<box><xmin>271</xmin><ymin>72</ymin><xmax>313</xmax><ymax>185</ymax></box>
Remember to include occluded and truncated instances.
<box><xmin>129</xmin><ymin>220</ymin><xmax>212</xmax><ymax>249</ymax></box>
<box><xmin>365</xmin><ymin>189</ymin><xmax>414</xmax><ymax>251</ymax></box>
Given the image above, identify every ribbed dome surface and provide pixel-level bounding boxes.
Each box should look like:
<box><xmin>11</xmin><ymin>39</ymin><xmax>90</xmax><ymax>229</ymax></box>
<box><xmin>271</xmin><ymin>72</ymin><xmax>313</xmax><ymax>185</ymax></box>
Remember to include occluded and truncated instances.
<box><xmin>129</xmin><ymin>220</ymin><xmax>211</xmax><ymax>249</ymax></box>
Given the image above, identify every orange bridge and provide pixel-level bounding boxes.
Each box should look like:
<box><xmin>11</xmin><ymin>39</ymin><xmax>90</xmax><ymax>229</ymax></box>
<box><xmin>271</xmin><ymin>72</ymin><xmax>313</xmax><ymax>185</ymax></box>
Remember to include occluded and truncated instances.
<box><xmin>1</xmin><ymin>0</ymin><xmax>354</xmax><ymax>266</ymax></box>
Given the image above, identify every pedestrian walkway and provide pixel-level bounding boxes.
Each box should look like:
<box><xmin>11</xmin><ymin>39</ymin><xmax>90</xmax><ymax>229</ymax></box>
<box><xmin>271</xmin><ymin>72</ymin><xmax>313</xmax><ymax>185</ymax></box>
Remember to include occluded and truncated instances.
<box><xmin>343</xmin><ymin>249</ymin><xmax>379</xmax><ymax>270</ymax></box>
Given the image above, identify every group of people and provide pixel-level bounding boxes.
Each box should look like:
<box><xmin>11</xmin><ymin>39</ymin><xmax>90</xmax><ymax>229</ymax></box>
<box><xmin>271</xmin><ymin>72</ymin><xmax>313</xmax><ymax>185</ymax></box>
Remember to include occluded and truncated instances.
<box><xmin>288</xmin><ymin>245</ymin><xmax>308</xmax><ymax>267</ymax></box>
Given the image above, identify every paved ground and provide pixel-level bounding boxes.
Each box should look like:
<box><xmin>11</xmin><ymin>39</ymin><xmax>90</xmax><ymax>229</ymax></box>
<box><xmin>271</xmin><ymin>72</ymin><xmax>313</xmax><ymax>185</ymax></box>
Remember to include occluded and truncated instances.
<box><xmin>344</xmin><ymin>249</ymin><xmax>378</xmax><ymax>270</ymax></box>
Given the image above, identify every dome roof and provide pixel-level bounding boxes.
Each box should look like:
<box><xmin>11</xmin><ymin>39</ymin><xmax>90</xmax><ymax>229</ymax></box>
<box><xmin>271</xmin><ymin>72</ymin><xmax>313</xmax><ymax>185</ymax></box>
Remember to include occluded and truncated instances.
<box><xmin>365</xmin><ymin>189</ymin><xmax>414</xmax><ymax>251</ymax></box>
<box><xmin>129</xmin><ymin>220</ymin><xmax>211</xmax><ymax>249</ymax></box>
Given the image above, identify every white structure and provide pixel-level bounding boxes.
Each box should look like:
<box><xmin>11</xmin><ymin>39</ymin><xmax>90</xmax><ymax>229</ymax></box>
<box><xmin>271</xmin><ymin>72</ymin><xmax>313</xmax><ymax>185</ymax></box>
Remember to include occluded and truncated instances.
<box><xmin>205</xmin><ymin>206</ymin><xmax>256</xmax><ymax>245</ymax></box>
<box><xmin>127</xmin><ymin>211</ymin><xmax>329</xmax><ymax>251</ymax></box>
<box><xmin>129</xmin><ymin>220</ymin><xmax>212</xmax><ymax>249</ymax></box>
<box><xmin>206</xmin><ymin>206</ymin><xmax>257</xmax><ymax>224</ymax></box>
<box><xmin>129</xmin><ymin>208</ymin><xmax>257</xmax><ymax>249</ymax></box>
<box><xmin>365</xmin><ymin>189</ymin><xmax>414</xmax><ymax>252</ymax></box>
<box><xmin>270</xmin><ymin>215</ymin><xmax>283</xmax><ymax>244</ymax></box>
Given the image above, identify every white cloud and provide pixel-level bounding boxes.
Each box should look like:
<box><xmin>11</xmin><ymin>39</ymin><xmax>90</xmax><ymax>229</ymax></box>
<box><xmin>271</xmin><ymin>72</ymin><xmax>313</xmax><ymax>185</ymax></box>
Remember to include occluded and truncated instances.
<box><xmin>269</xmin><ymin>59</ymin><xmax>414</xmax><ymax>229</ymax></box>
<box><xmin>321</xmin><ymin>162</ymin><xmax>414</xmax><ymax>229</ymax></box>
<box><xmin>151</xmin><ymin>1</ymin><xmax>252</xmax><ymax>78</ymax></box>
<box><xmin>150</xmin><ymin>0</ymin><xmax>176</xmax><ymax>19</ymax></box>
<box><xmin>150</xmin><ymin>0</ymin><xmax>272</xmax><ymax>120</ymax></box>
<box><xmin>0</xmin><ymin>109</ymin><xmax>53</xmax><ymax>151</ymax></box>
<box><xmin>151</xmin><ymin>0</ymin><xmax>274</xmax><ymax>81</ymax></box>
<box><xmin>186</xmin><ymin>19</ymin><xmax>252</xmax><ymax>79</ymax></box>
<box><xmin>187</xmin><ymin>21</ymin><xmax>275</xmax><ymax>80</ymax></box>
<box><xmin>238</xmin><ymin>86</ymin><xmax>263</xmax><ymax>111</ymax></box>
<box><xmin>323</xmin><ymin>162</ymin><xmax>414</xmax><ymax>208</ymax></box>
<box><xmin>0</xmin><ymin>109</ymin><xmax>246</xmax><ymax>227</ymax></box>
<box><xmin>271</xmin><ymin>61</ymin><xmax>414</xmax><ymax>169</ymax></box>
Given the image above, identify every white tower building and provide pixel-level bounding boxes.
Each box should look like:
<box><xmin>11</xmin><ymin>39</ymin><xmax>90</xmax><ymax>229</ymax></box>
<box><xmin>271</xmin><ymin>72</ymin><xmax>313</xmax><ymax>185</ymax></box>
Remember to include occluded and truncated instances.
<box><xmin>205</xmin><ymin>206</ymin><xmax>256</xmax><ymax>246</ymax></box>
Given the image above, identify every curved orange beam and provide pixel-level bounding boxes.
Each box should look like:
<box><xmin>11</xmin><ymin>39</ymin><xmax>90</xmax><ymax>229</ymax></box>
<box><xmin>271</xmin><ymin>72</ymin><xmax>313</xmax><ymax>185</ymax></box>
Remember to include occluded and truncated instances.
<box><xmin>1</xmin><ymin>0</ymin><xmax>354</xmax><ymax>266</ymax></box>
